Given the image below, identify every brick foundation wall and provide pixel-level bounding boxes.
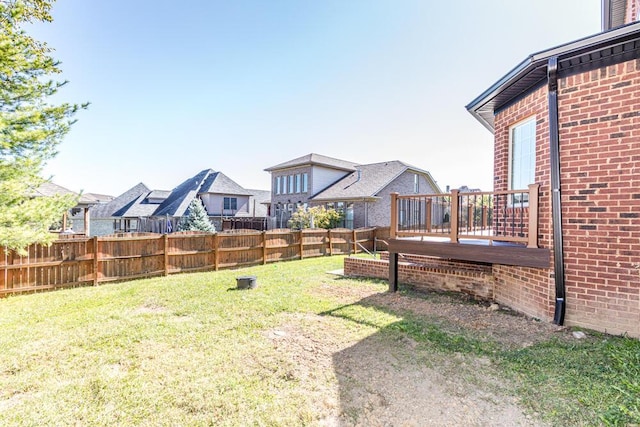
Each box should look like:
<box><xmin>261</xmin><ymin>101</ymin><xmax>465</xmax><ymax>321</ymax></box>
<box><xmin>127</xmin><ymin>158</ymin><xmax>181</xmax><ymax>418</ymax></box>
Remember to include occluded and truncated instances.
<box><xmin>344</xmin><ymin>255</ymin><xmax>494</xmax><ymax>300</ymax></box>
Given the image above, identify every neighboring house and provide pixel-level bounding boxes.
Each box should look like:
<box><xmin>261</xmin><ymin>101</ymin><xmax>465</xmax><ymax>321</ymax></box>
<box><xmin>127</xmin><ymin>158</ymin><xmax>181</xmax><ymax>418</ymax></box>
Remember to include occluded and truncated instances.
<box><xmin>33</xmin><ymin>182</ymin><xmax>98</xmax><ymax>234</ymax></box>
<box><xmin>246</xmin><ymin>189</ymin><xmax>271</xmax><ymax>218</ymax></box>
<box><xmin>265</xmin><ymin>153</ymin><xmax>358</xmax><ymax>228</ymax></box>
<box><xmin>144</xmin><ymin>169</ymin><xmax>255</xmax><ymax>231</ymax></box>
<box><xmin>311</xmin><ymin>161</ymin><xmax>441</xmax><ymax>228</ymax></box>
<box><xmin>265</xmin><ymin>153</ymin><xmax>442</xmax><ymax>229</ymax></box>
<box><xmin>76</xmin><ymin>183</ymin><xmax>152</xmax><ymax>236</ymax></box>
<box><xmin>461</xmin><ymin>0</ymin><xmax>640</xmax><ymax>336</ymax></box>
<box><xmin>86</xmin><ymin>170</ymin><xmax>269</xmax><ymax>235</ymax></box>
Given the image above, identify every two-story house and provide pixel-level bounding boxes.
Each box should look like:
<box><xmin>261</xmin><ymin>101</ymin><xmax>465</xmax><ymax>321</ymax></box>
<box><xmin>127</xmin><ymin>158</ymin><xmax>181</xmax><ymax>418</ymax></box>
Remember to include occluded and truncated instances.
<box><xmin>265</xmin><ymin>153</ymin><xmax>442</xmax><ymax>229</ymax></box>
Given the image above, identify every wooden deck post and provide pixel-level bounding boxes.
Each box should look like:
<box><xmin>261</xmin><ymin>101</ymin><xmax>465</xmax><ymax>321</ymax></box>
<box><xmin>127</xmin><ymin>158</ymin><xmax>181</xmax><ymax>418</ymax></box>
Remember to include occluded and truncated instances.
<box><xmin>84</xmin><ymin>207</ymin><xmax>91</xmax><ymax>236</ymax></box>
<box><xmin>450</xmin><ymin>189</ymin><xmax>459</xmax><ymax>243</ymax></box>
<box><xmin>528</xmin><ymin>183</ymin><xmax>540</xmax><ymax>248</ymax></box>
<box><xmin>390</xmin><ymin>193</ymin><xmax>398</xmax><ymax>239</ymax></box>
<box><xmin>426</xmin><ymin>199</ymin><xmax>432</xmax><ymax>232</ymax></box>
<box><xmin>389</xmin><ymin>252</ymin><xmax>399</xmax><ymax>292</ymax></box>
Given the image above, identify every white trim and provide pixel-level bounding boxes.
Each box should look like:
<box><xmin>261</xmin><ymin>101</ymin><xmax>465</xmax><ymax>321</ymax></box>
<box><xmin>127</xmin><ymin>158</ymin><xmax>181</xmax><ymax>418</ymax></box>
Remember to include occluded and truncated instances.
<box><xmin>508</xmin><ymin>116</ymin><xmax>536</xmax><ymax>205</ymax></box>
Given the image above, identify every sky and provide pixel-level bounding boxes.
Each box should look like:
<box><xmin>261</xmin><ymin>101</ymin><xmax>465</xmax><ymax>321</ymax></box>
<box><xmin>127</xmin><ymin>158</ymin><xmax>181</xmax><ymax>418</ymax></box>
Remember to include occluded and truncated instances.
<box><xmin>30</xmin><ymin>0</ymin><xmax>601</xmax><ymax>197</ymax></box>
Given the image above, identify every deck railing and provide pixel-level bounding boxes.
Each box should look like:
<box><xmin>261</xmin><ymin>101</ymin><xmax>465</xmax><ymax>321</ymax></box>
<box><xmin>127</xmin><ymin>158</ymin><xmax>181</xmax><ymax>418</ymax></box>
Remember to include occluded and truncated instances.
<box><xmin>389</xmin><ymin>184</ymin><xmax>540</xmax><ymax>248</ymax></box>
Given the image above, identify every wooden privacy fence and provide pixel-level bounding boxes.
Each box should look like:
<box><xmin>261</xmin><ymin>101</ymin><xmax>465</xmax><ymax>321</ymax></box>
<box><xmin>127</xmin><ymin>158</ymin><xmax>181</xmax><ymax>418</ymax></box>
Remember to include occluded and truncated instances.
<box><xmin>0</xmin><ymin>227</ymin><xmax>387</xmax><ymax>297</ymax></box>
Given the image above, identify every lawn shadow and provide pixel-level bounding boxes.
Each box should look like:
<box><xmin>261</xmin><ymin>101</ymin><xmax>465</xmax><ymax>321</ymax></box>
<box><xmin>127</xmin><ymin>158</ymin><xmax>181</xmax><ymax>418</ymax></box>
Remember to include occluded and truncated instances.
<box><xmin>319</xmin><ymin>293</ymin><xmax>544</xmax><ymax>426</ymax></box>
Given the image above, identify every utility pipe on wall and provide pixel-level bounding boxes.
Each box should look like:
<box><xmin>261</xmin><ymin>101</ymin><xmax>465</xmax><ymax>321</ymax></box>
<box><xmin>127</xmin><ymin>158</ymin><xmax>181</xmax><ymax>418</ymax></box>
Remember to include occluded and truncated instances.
<box><xmin>548</xmin><ymin>56</ymin><xmax>567</xmax><ymax>326</ymax></box>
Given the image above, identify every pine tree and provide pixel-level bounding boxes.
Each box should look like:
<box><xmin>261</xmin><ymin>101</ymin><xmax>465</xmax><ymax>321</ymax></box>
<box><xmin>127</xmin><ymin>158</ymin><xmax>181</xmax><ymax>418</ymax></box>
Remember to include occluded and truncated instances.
<box><xmin>0</xmin><ymin>0</ymin><xmax>87</xmax><ymax>253</ymax></box>
<box><xmin>178</xmin><ymin>199</ymin><xmax>216</xmax><ymax>233</ymax></box>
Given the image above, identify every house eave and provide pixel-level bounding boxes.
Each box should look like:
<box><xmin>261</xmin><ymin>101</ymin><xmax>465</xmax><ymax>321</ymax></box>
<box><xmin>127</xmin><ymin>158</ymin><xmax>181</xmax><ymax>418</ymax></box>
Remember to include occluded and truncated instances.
<box><xmin>310</xmin><ymin>196</ymin><xmax>381</xmax><ymax>203</ymax></box>
<box><xmin>466</xmin><ymin>21</ymin><xmax>640</xmax><ymax>132</ymax></box>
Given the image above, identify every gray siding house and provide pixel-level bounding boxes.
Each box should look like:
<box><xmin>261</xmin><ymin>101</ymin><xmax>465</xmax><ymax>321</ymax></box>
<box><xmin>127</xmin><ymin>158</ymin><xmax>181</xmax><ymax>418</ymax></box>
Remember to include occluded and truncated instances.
<box><xmin>82</xmin><ymin>170</ymin><xmax>268</xmax><ymax>235</ymax></box>
<box><xmin>265</xmin><ymin>153</ymin><xmax>441</xmax><ymax>229</ymax></box>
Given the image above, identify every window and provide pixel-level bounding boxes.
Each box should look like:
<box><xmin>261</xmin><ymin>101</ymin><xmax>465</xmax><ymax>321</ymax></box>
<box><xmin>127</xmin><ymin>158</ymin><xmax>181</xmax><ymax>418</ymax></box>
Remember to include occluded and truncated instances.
<box><xmin>275</xmin><ymin>176</ymin><xmax>281</xmax><ymax>195</ymax></box>
<box><xmin>223</xmin><ymin>197</ymin><xmax>237</xmax><ymax>210</ymax></box>
<box><xmin>302</xmin><ymin>173</ymin><xmax>308</xmax><ymax>193</ymax></box>
<box><xmin>295</xmin><ymin>174</ymin><xmax>301</xmax><ymax>193</ymax></box>
<box><xmin>414</xmin><ymin>174</ymin><xmax>419</xmax><ymax>193</ymax></box>
<box><xmin>509</xmin><ymin>118</ymin><xmax>536</xmax><ymax>203</ymax></box>
<box><xmin>288</xmin><ymin>175</ymin><xmax>294</xmax><ymax>194</ymax></box>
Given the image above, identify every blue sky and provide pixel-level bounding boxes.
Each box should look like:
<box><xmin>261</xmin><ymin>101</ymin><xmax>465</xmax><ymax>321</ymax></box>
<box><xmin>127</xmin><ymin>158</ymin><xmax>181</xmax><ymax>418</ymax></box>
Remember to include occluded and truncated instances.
<box><xmin>32</xmin><ymin>0</ymin><xmax>601</xmax><ymax>196</ymax></box>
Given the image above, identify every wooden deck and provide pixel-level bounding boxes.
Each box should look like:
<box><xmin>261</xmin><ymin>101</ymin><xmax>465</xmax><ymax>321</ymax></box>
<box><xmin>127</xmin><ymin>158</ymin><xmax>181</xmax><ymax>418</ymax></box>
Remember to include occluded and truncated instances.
<box><xmin>388</xmin><ymin>238</ymin><xmax>550</xmax><ymax>268</ymax></box>
<box><xmin>387</xmin><ymin>185</ymin><xmax>550</xmax><ymax>291</ymax></box>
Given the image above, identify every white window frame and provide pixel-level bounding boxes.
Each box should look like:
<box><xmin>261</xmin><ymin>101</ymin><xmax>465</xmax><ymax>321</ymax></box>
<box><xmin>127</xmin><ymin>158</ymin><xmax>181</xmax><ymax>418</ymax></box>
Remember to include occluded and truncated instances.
<box><xmin>275</xmin><ymin>176</ymin><xmax>281</xmax><ymax>195</ymax></box>
<box><xmin>302</xmin><ymin>173</ymin><xmax>308</xmax><ymax>193</ymax></box>
<box><xmin>508</xmin><ymin>117</ymin><xmax>536</xmax><ymax>205</ymax></box>
<box><xmin>223</xmin><ymin>197</ymin><xmax>237</xmax><ymax>211</ymax></box>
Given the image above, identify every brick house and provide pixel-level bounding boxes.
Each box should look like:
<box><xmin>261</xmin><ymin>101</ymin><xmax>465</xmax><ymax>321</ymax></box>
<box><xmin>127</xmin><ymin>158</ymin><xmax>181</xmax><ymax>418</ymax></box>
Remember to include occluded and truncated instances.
<box><xmin>463</xmin><ymin>0</ymin><xmax>640</xmax><ymax>336</ymax></box>
<box><xmin>354</xmin><ymin>0</ymin><xmax>640</xmax><ymax>337</ymax></box>
<box><xmin>265</xmin><ymin>153</ymin><xmax>441</xmax><ymax>229</ymax></box>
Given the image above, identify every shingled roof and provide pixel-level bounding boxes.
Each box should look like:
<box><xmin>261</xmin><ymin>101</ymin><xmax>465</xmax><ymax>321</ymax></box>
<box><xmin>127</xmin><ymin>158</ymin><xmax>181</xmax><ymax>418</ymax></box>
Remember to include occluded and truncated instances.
<box><xmin>264</xmin><ymin>153</ymin><xmax>357</xmax><ymax>172</ymax></box>
<box><xmin>94</xmin><ymin>182</ymin><xmax>151</xmax><ymax>218</ymax></box>
<box><xmin>311</xmin><ymin>161</ymin><xmax>440</xmax><ymax>201</ymax></box>
<box><xmin>33</xmin><ymin>182</ymin><xmax>97</xmax><ymax>207</ymax></box>
<box><xmin>152</xmin><ymin>169</ymin><xmax>252</xmax><ymax>217</ymax></box>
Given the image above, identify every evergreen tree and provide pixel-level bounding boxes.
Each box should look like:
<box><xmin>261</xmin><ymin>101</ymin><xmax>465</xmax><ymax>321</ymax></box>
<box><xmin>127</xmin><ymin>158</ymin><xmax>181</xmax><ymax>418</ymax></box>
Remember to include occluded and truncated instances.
<box><xmin>178</xmin><ymin>199</ymin><xmax>216</xmax><ymax>233</ymax></box>
<box><xmin>0</xmin><ymin>0</ymin><xmax>87</xmax><ymax>253</ymax></box>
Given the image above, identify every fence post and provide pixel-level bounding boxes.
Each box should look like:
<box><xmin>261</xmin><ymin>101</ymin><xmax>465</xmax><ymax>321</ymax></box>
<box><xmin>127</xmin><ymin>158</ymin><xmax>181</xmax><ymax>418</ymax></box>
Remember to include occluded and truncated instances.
<box><xmin>213</xmin><ymin>234</ymin><xmax>219</xmax><ymax>271</ymax></box>
<box><xmin>390</xmin><ymin>192</ymin><xmax>398</xmax><ymax>239</ymax></box>
<box><xmin>299</xmin><ymin>230</ymin><xmax>304</xmax><ymax>260</ymax></box>
<box><xmin>352</xmin><ymin>229</ymin><xmax>357</xmax><ymax>254</ymax></box>
<box><xmin>163</xmin><ymin>234</ymin><xmax>169</xmax><ymax>276</ymax></box>
<box><xmin>328</xmin><ymin>229</ymin><xmax>333</xmax><ymax>256</ymax></box>
<box><xmin>450</xmin><ymin>189</ymin><xmax>459</xmax><ymax>243</ymax></box>
<box><xmin>262</xmin><ymin>231</ymin><xmax>267</xmax><ymax>265</ymax></box>
<box><xmin>93</xmin><ymin>236</ymin><xmax>99</xmax><ymax>286</ymax></box>
<box><xmin>528</xmin><ymin>183</ymin><xmax>540</xmax><ymax>248</ymax></box>
<box><xmin>426</xmin><ymin>199</ymin><xmax>432</xmax><ymax>232</ymax></box>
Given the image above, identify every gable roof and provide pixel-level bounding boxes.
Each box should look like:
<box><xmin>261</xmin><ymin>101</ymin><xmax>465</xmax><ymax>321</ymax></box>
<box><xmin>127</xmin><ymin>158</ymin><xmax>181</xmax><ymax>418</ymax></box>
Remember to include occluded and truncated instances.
<box><xmin>311</xmin><ymin>161</ymin><xmax>440</xmax><ymax>202</ymax></box>
<box><xmin>92</xmin><ymin>183</ymin><xmax>151</xmax><ymax>218</ymax></box>
<box><xmin>152</xmin><ymin>169</ymin><xmax>252</xmax><ymax>217</ymax></box>
<box><xmin>115</xmin><ymin>192</ymin><xmax>161</xmax><ymax>217</ymax></box>
<box><xmin>264</xmin><ymin>153</ymin><xmax>357</xmax><ymax>172</ymax></box>
<box><xmin>153</xmin><ymin>169</ymin><xmax>212</xmax><ymax>217</ymax></box>
<box><xmin>200</xmin><ymin>171</ymin><xmax>252</xmax><ymax>196</ymax></box>
<box><xmin>466</xmin><ymin>22</ymin><xmax>640</xmax><ymax>132</ymax></box>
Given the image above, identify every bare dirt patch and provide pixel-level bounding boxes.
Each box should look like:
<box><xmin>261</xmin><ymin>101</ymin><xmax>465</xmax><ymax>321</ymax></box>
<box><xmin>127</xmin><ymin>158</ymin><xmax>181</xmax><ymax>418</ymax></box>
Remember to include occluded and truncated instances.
<box><xmin>263</xmin><ymin>282</ymin><xmax>573</xmax><ymax>426</ymax></box>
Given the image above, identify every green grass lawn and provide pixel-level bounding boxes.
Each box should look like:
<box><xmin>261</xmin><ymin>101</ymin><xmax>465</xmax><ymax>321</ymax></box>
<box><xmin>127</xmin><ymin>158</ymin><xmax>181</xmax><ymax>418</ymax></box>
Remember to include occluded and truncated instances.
<box><xmin>0</xmin><ymin>256</ymin><xmax>638</xmax><ymax>426</ymax></box>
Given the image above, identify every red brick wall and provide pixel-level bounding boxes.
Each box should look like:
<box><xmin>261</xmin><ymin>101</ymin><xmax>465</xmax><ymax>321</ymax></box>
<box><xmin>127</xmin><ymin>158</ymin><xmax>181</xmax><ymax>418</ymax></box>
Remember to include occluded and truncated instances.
<box><xmin>493</xmin><ymin>87</ymin><xmax>556</xmax><ymax>322</ymax></box>
<box><xmin>492</xmin><ymin>61</ymin><xmax>640</xmax><ymax>337</ymax></box>
<box><xmin>626</xmin><ymin>0</ymin><xmax>640</xmax><ymax>23</ymax></box>
<box><xmin>557</xmin><ymin>62</ymin><xmax>640</xmax><ymax>336</ymax></box>
<box><xmin>344</xmin><ymin>255</ymin><xmax>494</xmax><ymax>300</ymax></box>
